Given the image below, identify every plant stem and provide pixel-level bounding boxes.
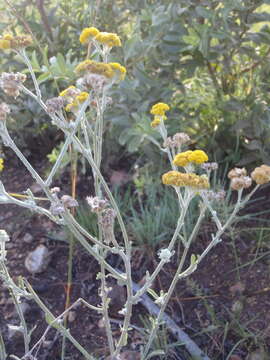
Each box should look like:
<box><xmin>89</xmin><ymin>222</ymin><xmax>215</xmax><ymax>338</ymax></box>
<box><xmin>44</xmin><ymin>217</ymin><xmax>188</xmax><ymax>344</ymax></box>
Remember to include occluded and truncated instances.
<box><xmin>25</xmin><ymin>281</ymin><xmax>96</xmax><ymax>360</ymax></box>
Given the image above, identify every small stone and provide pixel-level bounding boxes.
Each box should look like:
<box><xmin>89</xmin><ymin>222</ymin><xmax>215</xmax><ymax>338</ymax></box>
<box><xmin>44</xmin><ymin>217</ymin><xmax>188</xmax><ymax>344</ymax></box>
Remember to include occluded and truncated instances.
<box><xmin>25</xmin><ymin>245</ymin><xmax>50</xmax><ymax>274</ymax></box>
<box><xmin>231</xmin><ymin>300</ymin><xmax>243</xmax><ymax>314</ymax></box>
<box><xmin>30</xmin><ymin>183</ymin><xmax>42</xmax><ymax>194</ymax></box>
<box><xmin>23</xmin><ymin>233</ymin><xmax>33</xmax><ymax>243</ymax></box>
<box><xmin>68</xmin><ymin>311</ymin><xmax>76</xmax><ymax>322</ymax></box>
<box><xmin>8</xmin><ymin>324</ymin><xmax>23</xmax><ymax>341</ymax></box>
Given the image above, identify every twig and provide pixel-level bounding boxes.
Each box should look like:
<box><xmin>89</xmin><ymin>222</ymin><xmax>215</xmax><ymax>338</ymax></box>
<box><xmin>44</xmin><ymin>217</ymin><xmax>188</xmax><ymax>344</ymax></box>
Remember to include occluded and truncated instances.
<box><xmin>130</xmin><ymin>275</ymin><xmax>210</xmax><ymax>360</ymax></box>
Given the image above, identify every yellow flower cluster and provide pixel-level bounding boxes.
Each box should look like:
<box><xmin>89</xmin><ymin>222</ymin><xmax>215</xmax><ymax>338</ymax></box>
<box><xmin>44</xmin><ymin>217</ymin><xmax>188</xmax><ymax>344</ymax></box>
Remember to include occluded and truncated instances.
<box><xmin>151</xmin><ymin>116</ymin><xmax>163</xmax><ymax>128</ymax></box>
<box><xmin>162</xmin><ymin>171</ymin><xmax>209</xmax><ymax>189</ymax></box>
<box><xmin>173</xmin><ymin>150</ymin><xmax>208</xmax><ymax>167</ymax></box>
<box><xmin>79</xmin><ymin>27</ymin><xmax>121</xmax><ymax>47</ymax></box>
<box><xmin>75</xmin><ymin>60</ymin><xmax>126</xmax><ymax>81</ymax></box>
<box><xmin>251</xmin><ymin>165</ymin><xmax>270</xmax><ymax>185</ymax></box>
<box><xmin>109</xmin><ymin>62</ymin><xmax>126</xmax><ymax>80</ymax></box>
<box><xmin>79</xmin><ymin>27</ymin><xmax>100</xmax><ymax>44</ymax></box>
<box><xmin>150</xmin><ymin>102</ymin><xmax>170</xmax><ymax>116</ymax></box>
<box><xmin>150</xmin><ymin>102</ymin><xmax>170</xmax><ymax>127</ymax></box>
<box><xmin>0</xmin><ymin>34</ymin><xmax>32</xmax><ymax>50</ymax></box>
<box><xmin>65</xmin><ymin>92</ymin><xmax>89</xmax><ymax>112</ymax></box>
<box><xmin>0</xmin><ymin>158</ymin><xmax>4</xmax><ymax>172</ymax></box>
<box><xmin>95</xmin><ymin>32</ymin><xmax>121</xmax><ymax>47</ymax></box>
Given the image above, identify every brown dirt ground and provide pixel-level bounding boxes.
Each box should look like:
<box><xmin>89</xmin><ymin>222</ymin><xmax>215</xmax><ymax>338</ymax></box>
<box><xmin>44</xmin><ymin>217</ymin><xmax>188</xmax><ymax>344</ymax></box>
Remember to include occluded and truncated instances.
<box><xmin>1</xmin><ymin>159</ymin><xmax>270</xmax><ymax>360</ymax></box>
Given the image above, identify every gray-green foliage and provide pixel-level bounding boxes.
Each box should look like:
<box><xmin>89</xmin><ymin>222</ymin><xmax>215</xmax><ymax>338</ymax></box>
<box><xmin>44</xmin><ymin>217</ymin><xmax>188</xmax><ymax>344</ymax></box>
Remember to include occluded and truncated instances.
<box><xmin>2</xmin><ymin>0</ymin><xmax>270</xmax><ymax>165</ymax></box>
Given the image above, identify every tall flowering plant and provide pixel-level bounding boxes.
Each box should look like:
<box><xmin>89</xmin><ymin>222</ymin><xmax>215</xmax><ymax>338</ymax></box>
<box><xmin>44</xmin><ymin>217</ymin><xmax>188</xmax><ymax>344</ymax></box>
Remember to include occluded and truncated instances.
<box><xmin>0</xmin><ymin>28</ymin><xmax>270</xmax><ymax>360</ymax></box>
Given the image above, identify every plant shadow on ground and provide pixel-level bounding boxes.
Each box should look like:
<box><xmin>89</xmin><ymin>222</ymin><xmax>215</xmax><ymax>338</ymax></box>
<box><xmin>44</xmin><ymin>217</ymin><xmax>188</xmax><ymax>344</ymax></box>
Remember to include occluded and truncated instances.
<box><xmin>0</xmin><ymin>160</ymin><xmax>270</xmax><ymax>360</ymax></box>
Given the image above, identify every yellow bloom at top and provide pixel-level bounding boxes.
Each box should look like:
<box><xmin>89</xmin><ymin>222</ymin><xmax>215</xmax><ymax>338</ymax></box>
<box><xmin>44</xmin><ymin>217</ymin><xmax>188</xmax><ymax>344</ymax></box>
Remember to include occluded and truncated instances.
<box><xmin>109</xmin><ymin>62</ymin><xmax>126</xmax><ymax>80</ymax></box>
<box><xmin>0</xmin><ymin>158</ymin><xmax>4</xmax><ymax>172</ymax></box>
<box><xmin>150</xmin><ymin>102</ymin><xmax>170</xmax><ymax>116</ymax></box>
<box><xmin>173</xmin><ymin>150</ymin><xmax>208</xmax><ymax>167</ymax></box>
<box><xmin>95</xmin><ymin>32</ymin><xmax>122</xmax><ymax>47</ymax></box>
<box><xmin>173</xmin><ymin>151</ymin><xmax>193</xmax><ymax>167</ymax></box>
<box><xmin>80</xmin><ymin>27</ymin><xmax>100</xmax><ymax>44</ymax></box>
<box><xmin>0</xmin><ymin>34</ymin><xmax>32</xmax><ymax>50</ymax></box>
<box><xmin>0</xmin><ymin>35</ymin><xmax>13</xmax><ymax>50</ymax></box>
<box><xmin>188</xmin><ymin>150</ymin><xmax>208</xmax><ymax>164</ymax></box>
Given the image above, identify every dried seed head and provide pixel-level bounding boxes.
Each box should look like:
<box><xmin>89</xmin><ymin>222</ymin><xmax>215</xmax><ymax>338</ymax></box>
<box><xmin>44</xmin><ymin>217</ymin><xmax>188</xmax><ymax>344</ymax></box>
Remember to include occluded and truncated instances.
<box><xmin>86</xmin><ymin>196</ymin><xmax>108</xmax><ymax>213</ymax></box>
<box><xmin>100</xmin><ymin>208</ymin><xmax>116</xmax><ymax>227</ymax></box>
<box><xmin>61</xmin><ymin>195</ymin><xmax>78</xmax><ymax>208</ymax></box>
<box><xmin>230</xmin><ymin>176</ymin><xmax>252</xmax><ymax>190</ymax></box>
<box><xmin>201</xmin><ymin>162</ymin><xmax>218</xmax><ymax>171</ymax></box>
<box><xmin>45</xmin><ymin>97</ymin><xmax>64</xmax><ymax>114</ymax></box>
<box><xmin>251</xmin><ymin>165</ymin><xmax>270</xmax><ymax>185</ymax></box>
<box><xmin>100</xmin><ymin>208</ymin><xmax>117</xmax><ymax>244</ymax></box>
<box><xmin>80</xmin><ymin>73</ymin><xmax>108</xmax><ymax>92</ymax></box>
<box><xmin>0</xmin><ymin>102</ymin><xmax>10</xmax><ymax>121</ymax></box>
<box><xmin>172</xmin><ymin>132</ymin><xmax>191</xmax><ymax>146</ymax></box>
<box><xmin>228</xmin><ymin>167</ymin><xmax>247</xmax><ymax>179</ymax></box>
<box><xmin>163</xmin><ymin>137</ymin><xmax>175</xmax><ymax>148</ymax></box>
<box><xmin>0</xmin><ymin>72</ymin><xmax>26</xmax><ymax>98</ymax></box>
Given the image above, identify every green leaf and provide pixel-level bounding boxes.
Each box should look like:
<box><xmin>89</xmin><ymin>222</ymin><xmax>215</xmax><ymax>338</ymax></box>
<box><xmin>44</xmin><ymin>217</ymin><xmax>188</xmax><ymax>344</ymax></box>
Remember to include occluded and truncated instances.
<box><xmin>196</xmin><ymin>6</ymin><xmax>212</xmax><ymax>19</ymax></box>
<box><xmin>45</xmin><ymin>313</ymin><xmax>61</xmax><ymax>329</ymax></box>
<box><xmin>37</xmin><ymin>72</ymin><xmax>51</xmax><ymax>84</ymax></box>
<box><xmin>31</xmin><ymin>50</ymin><xmax>41</xmax><ymax>71</ymax></box>
<box><xmin>145</xmin><ymin>350</ymin><xmax>165</xmax><ymax>359</ymax></box>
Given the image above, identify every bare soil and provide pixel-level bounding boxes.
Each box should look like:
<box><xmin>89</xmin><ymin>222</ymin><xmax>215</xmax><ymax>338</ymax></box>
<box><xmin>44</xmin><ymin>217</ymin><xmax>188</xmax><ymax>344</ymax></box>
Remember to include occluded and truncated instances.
<box><xmin>1</xmin><ymin>159</ymin><xmax>270</xmax><ymax>360</ymax></box>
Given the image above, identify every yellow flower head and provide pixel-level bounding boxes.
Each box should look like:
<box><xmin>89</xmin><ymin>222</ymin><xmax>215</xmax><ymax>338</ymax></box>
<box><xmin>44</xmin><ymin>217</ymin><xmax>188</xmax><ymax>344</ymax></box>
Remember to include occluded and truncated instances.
<box><xmin>150</xmin><ymin>102</ymin><xmax>170</xmax><ymax>116</ymax></box>
<box><xmin>151</xmin><ymin>117</ymin><xmax>161</xmax><ymax>128</ymax></box>
<box><xmin>65</xmin><ymin>92</ymin><xmax>89</xmax><ymax>112</ymax></box>
<box><xmin>173</xmin><ymin>150</ymin><xmax>208</xmax><ymax>167</ymax></box>
<box><xmin>0</xmin><ymin>158</ymin><xmax>4</xmax><ymax>172</ymax></box>
<box><xmin>188</xmin><ymin>150</ymin><xmax>208</xmax><ymax>164</ymax></box>
<box><xmin>109</xmin><ymin>62</ymin><xmax>126</xmax><ymax>80</ymax></box>
<box><xmin>150</xmin><ymin>115</ymin><xmax>167</xmax><ymax>128</ymax></box>
<box><xmin>65</xmin><ymin>102</ymin><xmax>76</xmax><ymax>112</ymax></box>
<box><xmin>162</xmin><ymin>171</ymin><xmax>209</xmax><ymax>189</ymax></box>
<box><xmin>0</xmin><ymin>37</ymin><xmax>11</xmax><ymax>50</ymax></box>
<box><xmin>80</xmin><ymin>27</ymin><xmax>100</xmax><ymax>44</ymax></box>
<box><xmin>0</xmin><ymin>34</ymin><xmax>14</xmax><ymax>50</ymax></box>
<box><xmin>173</xmin><ymin>151</ymin><xmax>193</xmax><ymax>167</ymax></box>
<box><xmin>76</xmin><ymin>92</ymin><xmax>89</xmax><ymax>103</ymax></box>
<box><xmin>95</xmin><ymin>32</ymin><xmax>121</xmax><ymax>47</ymax></box>
<box><xmin>75</xmin><ymin>60</ymin><xmax>114</xmax><ymax>78</ymax></box>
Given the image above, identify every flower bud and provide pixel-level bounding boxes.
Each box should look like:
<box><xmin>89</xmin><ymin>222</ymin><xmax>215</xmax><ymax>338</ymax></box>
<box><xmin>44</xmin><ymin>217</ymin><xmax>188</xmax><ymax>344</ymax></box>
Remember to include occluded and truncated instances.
<box><xmin>0</xmin><ymin>72</ymin><xmax>26</xmax><ymax>98</ymax></box>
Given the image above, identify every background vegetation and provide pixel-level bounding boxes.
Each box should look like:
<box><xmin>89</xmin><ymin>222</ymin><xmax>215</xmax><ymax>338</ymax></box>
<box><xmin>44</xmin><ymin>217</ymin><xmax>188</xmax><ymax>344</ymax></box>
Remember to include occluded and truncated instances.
<box><xmin>1</xmin><ymin>1</ymin><xmax>270</xmax><ymax>359</ymax></box>
<box><xmin>1</xmin><ymin>0</ymin><xmax>270</xmax><ymax>168</ymax></box>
